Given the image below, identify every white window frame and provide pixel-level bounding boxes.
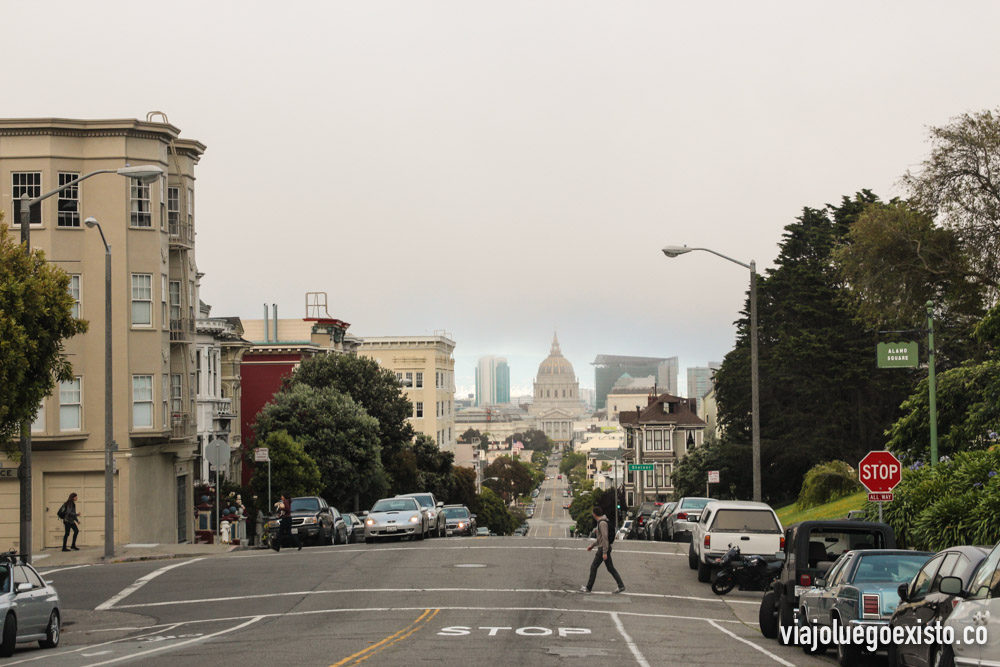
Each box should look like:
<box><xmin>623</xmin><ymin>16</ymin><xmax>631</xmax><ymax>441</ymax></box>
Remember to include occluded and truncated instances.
<box><xmin>415</xmin><ymin>372</ymin><xmax>423</xmax><ymax>388</ymax></box>
<box><xmin>161</xmin><ymin>275</ymin><xmax>168</xmax><ymax>328</ymax></box>
<box><xmin>59</xmin><ymin>377</ymin><xmax>82</xmax><ymax>431</ymax></box>
<box><xmin>57</xmin><ymin>172</ymin><xmax>81</xmax><ymax>227</ymax></box>
<box><xmin>68</xmin><ymin>274</ymin><xmax>81</xmax><ymax>318</ymax></box>
<box><xmin>169</xmin><ymin>280</ymin><xmax>182</xmax><ymax>325</ymax></box>
<box><xmin>132</xmin><ymin>375</ymin><xmax>154</xmax><ymax>429</ymax></box>
<box><xmin>12</xmin><ymin>172</ymin><xmax>42</xmax><ymax>226</ymax></box>
<box><xmin>666</xmin><ymin>430</ymin><xmax>675</xmax><ymax>453</ymax></box>
<box><xmin>130</xmin><ymin>180</ymin><xmax>152</xmax><ymax>228</ymax></box>
<box><xmin>167</xmin><ymin>186</ymin><xmax>180</xmax><ymax>232</ymax></box>
<box><xmin>171</xmin><ymin>374</ymin><xmax>183</xmax><ymax>414</ymax></box>
<box><xmin>162</xmin><ymin>374</ymin><xmax>169</xmax><ymax>428</ymax></box>
<box><xmin>131</xmin><ymin>274</ymin><xmax>153</xmax><ymax>326</ymax></box>
<box><xmin>31</xmin><ymin>400</ymin><xmax>45</xmax><ymax>433</ymax></box>
<box><xmin>415</xmin><ymin>402</ymin><xmax>423</xmax><ymax>418</ymax></box>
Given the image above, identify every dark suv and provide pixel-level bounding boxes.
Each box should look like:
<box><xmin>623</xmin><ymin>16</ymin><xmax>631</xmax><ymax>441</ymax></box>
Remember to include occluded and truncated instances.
<box><xmin>758</xmin><ymin>519</ymin><xmax>895</xmax><ymax>643</ymax></box>
<box><xmin>441</xmin><ymin>504</ymin><xmax>476</xmax><ymax>537</ymax></box>
<box><xmin>267</xmin><ymin>496</ymin><xmax>347</xmax><ymax>546</ymax></box>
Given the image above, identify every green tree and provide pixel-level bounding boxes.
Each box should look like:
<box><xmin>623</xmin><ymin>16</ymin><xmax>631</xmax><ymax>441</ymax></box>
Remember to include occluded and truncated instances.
<box><xmin>0</xmin><ymin>221</ymin><xmax>88</xmax><ymax>456</ymax></box>
<box><xmin>671</xmin><ymin>438</ymin><xmax>752</xmax><ymax>501</ymax></box>
<box><xmin>449</xmin><ymin>466</ymin><xmax>477</xmax><ymax>508</ymax></box>
<box><xmin>902</xmin><ymin>108</ymin><xmax>1000</xmax><ymax>299</ymax></box>
<box><xmin>483</xmin><ymin>456</ymin><xmax>533</xmax><ymax>502</ymax></box>
<box><xmin>559</xmin><ymin>451</ymin><xmax>586</xmax><ymax>476</ymax></box>
<box><xmin>254</xmin><ymin>384</ymin><xmax>387</xmax><ymax>510</ymax></box>
<box><xmin>411</xmin><ymin>433</ymin><xmax>455</xmax><ymax>500</ymax></box>
<box><xmin>512</xmin><ymin>429</ymin><xmax>552</xmax><ymax>453</ymax></box>
<box><xmin>287</xmin><ymin>353</ymin><xmax>414</xmax><ymax>494</ymax></box>
<box><xmin>249</xmin><ymin>431</ymin><xmax>322</xmax><ymax>504</ymax></box>
<box><xmin>473</xmin><ymin>487</ymin><xmax>516</xmax><ymax>535</ymax></box>
<box><xmin>796</xmin><ymin>460</ymin><xmax>862</xmax><ymax>509</ymax></box>
<box><xmin>713</xmin><ymin>193</ymin><xmax>914</xmax><ymax>501</ymax></box>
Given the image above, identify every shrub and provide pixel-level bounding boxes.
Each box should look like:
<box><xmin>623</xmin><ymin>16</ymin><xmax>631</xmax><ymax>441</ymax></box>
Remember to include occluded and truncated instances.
<box><xmin>796</xmin><ymin>460</ymin><xmax>862</xmax><ymax>509</ymax></box>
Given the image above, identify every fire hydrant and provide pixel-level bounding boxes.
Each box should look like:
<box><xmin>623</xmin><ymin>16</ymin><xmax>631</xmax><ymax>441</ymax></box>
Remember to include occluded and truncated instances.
<box><xmin>220</xmin><ymin>520</ymin><xmax>232</xmax><ymax>544</ymax></box>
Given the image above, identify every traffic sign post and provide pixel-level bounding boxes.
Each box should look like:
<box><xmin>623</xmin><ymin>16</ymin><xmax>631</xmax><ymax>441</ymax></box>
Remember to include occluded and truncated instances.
<box><xmin>255</xmin><ymin>448</ymin><xmax>271</xmax><ymax>511</ymax></box>
<box><xmin>859</xmin><ymin>451</ymin><xmax>902</xmax><ymax>523</ymax></box>
<box><xmin>706</xmin><ymin>470</ymin><xmax>720</xmax><ymax>497</ymax></box>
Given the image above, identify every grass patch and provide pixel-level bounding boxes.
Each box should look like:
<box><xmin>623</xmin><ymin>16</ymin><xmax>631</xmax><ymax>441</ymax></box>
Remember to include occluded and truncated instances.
<box><xmin>776</xmin><ymin>491</ymin><xmax>868</xmax><ymax>526</ymax></box>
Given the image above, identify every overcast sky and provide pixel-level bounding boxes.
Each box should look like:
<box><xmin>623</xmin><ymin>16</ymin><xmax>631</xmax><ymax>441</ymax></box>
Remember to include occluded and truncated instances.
<box><xmin>7</xmin><ymin>1</ymin><xmax>1000</xmax><ymax>397</ymax></box>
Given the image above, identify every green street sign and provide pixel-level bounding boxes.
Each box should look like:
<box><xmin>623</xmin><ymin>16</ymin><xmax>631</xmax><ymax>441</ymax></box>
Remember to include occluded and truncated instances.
<box><xmin>877</xmin><ymin>341</ymin><xmax>919</xmax><ymax>368</ymax></box>
<box><xmin>628</xmin><ymin>464</ymin><xmax>654</xmax><ymax>472</ymax></box>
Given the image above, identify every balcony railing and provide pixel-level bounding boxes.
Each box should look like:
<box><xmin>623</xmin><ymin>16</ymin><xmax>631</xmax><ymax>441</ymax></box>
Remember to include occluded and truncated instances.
<box><xmin>168</xmin><ymin>219</ymin><xmax>193</xmax><ymax>248</ymax></box>
<box><xmin>213</xmin><ymin>398</ymin><xmax>236</xmax><ymax>419</ymax></box>
<box><xmin>171</xmin><ymin>412</ymin><xmax>195</xmax><ymax>440</ymax></box>
<box><xmin>170</xmin><ymin>318</ymin><xmax>194</xmax><ymax>342</ymax></box>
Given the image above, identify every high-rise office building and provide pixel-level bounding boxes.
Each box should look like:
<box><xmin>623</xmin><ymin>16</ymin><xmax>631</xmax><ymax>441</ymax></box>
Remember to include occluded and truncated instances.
<box><xmin>475</xmin><ymin>356</ymin><xmax>510</xmax><ymax>406</ymax></box>
<box><xmin>592</xmin><ymin>355</ymin><xmax>678</xmax><ymax>410</ymax></box>
<box><xmin>687</xmin><ymin>363</ymin><xmax>721</xmax><ymax>413</ymax></box>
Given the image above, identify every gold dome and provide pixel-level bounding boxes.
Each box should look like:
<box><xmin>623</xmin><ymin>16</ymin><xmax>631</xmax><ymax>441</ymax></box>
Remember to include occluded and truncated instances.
<box><xmin>537</xmin><ymin>333</ymin><xmax>576</xmax><ymax>377</ymax></box>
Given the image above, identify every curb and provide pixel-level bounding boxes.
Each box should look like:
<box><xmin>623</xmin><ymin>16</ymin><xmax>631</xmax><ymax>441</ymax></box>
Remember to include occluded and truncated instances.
<box><xmin>100</xmin><ymin>545</ymin><xmax>249</xmax><ymax>565</ymax></box>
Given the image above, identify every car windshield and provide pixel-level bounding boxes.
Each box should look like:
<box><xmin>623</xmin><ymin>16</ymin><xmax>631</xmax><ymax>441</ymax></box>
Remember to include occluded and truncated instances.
<box><xmin>711</xmin><ymin>509</ymin><xmax>780</xmax><ymax>533</ymax></box>
<box><xmin>853</xmin><ymin>554</ymin><xmax>930</xmax><ymax>584</ymax></box>
<box><xmin>372</xmin><ymin>498</ymin><xmax>419</xmax><ymax>512</ymax></box>
<box><xmin>680</xmin><ymin>498</ymin><xmax>711</xmax><ymax>510</ymax></box>
<box><xmin>442</xmin><ymin>508</ymin><xmax>469</xmax><ymax>519</ymax></box>
<box><xmin>402</xmin><ymin>495</ymin><xmax>433</xmax><ymax>508</ymax></box>
<box><xmin>0</xmin><ymin>565</ymin><xmax>9</xmax><ymax>594</ymax></box>
<box><xmin>291</xmin><ymin>498</ymin><xmax>320</xmax><ymax>512</ymax></box>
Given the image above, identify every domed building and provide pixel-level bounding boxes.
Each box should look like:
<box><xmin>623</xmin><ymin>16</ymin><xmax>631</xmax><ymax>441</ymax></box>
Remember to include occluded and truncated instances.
<box><xmin>530</xmin><ymin>333</ymin><xmax>586</xmax><ymax>448</ymax></box>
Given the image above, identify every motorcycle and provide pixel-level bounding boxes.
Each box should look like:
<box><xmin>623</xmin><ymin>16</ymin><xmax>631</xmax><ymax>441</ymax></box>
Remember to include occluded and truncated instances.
<box><xmin>711</xmin><ymin>545</ymin><xmax>782</xmax><ymax>596</ymax></box>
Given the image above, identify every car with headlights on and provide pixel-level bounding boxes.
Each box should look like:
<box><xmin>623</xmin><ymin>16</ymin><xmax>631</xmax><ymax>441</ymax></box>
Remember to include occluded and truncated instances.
<box><xmin>442</xmin><ymin>505</ymin><xmax>476</xmax><ymax>537</ymax></box>
<box><xmin>0</xmin><ymin>552</ymin><xmax>61</xmax><ymax>657</ymax></box>
<box><xmin>364</xmin><ymin>497</ymin><xmax>428</xmax><ymax>541</ymax></box>
<box><xmin>796</xmin><ymin>549</ymin><xmax>932</xmax><ymax>665</ymax></box>
<box><xmin>397</xmin><ymin>492</ymin><xmax>446</xmax><ymax>539</ymax></box>
<box><xmin>266</xmin><ymin>496</ymin><xmax>342</xmax><ymax>546</ymax></box>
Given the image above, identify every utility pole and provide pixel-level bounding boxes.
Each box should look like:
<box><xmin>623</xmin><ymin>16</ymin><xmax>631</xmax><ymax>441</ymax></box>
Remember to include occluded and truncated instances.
<box><xmin>927</xmin><ymin>301</ymin><xmax>939</xmax><ymax>466</ymax></box>
<box><xmin>19</xmin><ymin>194</ymin><xmax>33</xmax><ymax>562</ymax></box>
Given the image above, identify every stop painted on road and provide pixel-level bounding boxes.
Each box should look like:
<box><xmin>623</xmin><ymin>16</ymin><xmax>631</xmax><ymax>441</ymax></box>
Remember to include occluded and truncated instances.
<box><xmin>438</xmin><ymin>626</ymin><xmax>591</xmax><ymax>637</ymax></box>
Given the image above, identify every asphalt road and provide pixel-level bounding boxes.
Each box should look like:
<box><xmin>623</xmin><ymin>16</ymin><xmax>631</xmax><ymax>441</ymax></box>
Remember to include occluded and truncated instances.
<box><xmin>12</xmin><ymin>473</ymin><xmax>880</xmax><ymax>666</ymax></box>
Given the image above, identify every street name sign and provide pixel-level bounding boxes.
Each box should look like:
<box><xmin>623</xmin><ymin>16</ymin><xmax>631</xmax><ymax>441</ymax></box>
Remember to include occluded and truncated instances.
<box><xmin>628</xmin><ymin>464</ymin><xmax>654</xmax><ymax>472</ymax></box>
<box><xmin>877</xmin><ymin>341</ymin><xmax>919</xmax><ymax>368</ymax></box>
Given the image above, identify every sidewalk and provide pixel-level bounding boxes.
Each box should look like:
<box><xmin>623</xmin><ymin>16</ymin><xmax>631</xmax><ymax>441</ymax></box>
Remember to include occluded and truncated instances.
<box><xmin>30</xmin><ymin>541</ymin><xmax>247</xmax><ymax>569</ymax></box>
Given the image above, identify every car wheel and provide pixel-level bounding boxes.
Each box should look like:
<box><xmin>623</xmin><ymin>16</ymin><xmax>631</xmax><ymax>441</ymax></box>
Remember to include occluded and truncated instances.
<box><xmin>0</xmin><ymin>612</ymin><xmax>16</xmax><ymax>657</ymax></box>
<box><xmin>886</xmin><ymin>641</ymin><xmax>899</xmax><ymax>667</ymax></box>
<box><xmin>39</xmin><ymin>610</ymin><xmax>60</xmax><ymax>649</ymax></box>
<box><xmin>688</xmin><ymin>543</ymin><xmax>698</xmax><ymax>570</ymax></box>
<box><xmin>697</xmin><ymin>558</ymin><xmax>712</xmax><ymax>583</ymax></box>
<box><xmin>935</xmin><ymin>643</ymin><xmax>956</xmax><ymax>667</ymax></box>
<box><xmin>834</xmin><ymin>616</ymin><xmax>859</xmax><ymax>666</ymax></box>
<box><xmin>777</xmin><ymin>599</ymin><xmax>796</xmax><ymax>646</ymax></box>
<box><xmin>439</xmin><ymin>522</ymin><xmax>446</xmax><ymax>538</ymax></box>
<box><xmin>758</xmin><ymin>591</ymin><xmax>778</xmax><ymax>639</ymax></box>
<box><xmin>416</xmin><ymin>526</ymin><xmax>425</xmax><ymax>541</ymax></box>
<box><xmin>801</xmin><ymin>614</ymin><xmax>826</xmax><ymax>655</ymax></box>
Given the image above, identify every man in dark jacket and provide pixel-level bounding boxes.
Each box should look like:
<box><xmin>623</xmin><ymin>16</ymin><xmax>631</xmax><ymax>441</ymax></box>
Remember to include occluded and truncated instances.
<box><xmin>60</xmin><ymin>492</ymin><xmax>81</xmax><ymax>551</ymax></box>
<box><xmin>580</xmin><ymin>506</ymin><xmax>625</xmax><ymax>594</ymax></box>
<box><xmin>273</xmin><ymin>493</ymin><xmax>302</xmax><ymax>552</ymax></box>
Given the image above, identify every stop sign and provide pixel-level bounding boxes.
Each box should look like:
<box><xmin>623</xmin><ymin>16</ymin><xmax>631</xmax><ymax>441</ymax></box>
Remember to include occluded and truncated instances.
<box><xmin>859</xmin><ymin>451</ymin><xmax>902</xmax><ymax>493</ymax></box>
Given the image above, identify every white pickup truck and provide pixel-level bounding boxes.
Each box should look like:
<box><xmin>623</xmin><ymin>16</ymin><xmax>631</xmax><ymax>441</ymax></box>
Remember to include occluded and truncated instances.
<box><xmin>689</xmin><ymin>500</ymin><xmax>784</xmax><ymax>583</ymax></box>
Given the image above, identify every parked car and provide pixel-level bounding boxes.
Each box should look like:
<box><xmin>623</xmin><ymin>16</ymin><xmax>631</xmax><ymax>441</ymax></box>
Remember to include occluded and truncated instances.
<box><xmin>796</xmin><ymin>549</ymin><xmax>932</xmax><ymax>665</ymax></box>
<box><xmin>476</xmin><ymin>527</ymin><xmax>490</xmax><ymax>537</ymax></box>
<box><xmin>649</xmin><ymin>502</ymin><xmax>677</xmax><ymax>541</ymax></box>
<box><xmin>664</xmin><ymin>497</ymin><xmax>712</xmax><ymax>542</ymax></box>
<box><xmin>397</xmin><ymin>493</ymin><xmax>446</xmax><ymax>538</ymax></box>
<box><xmin>631</xmin><ymin>501</ymin><xmax>663</xmax><ymax>540</ymax></box>
<box><xmin>442</xmin><ymin>504</ymin><xmax>476</xmax><ymax>537</ymax></box>
<box><xmin>759</xmin><ymin>519</ymin><xmax>896</xmax><ymax>645</ymax></box>
<box><xmin>690</xmin><ymin>500</ymin><xmax>783</xmax><ymax>583</ymax></box>
<box><xmin>364</xmin><ymin>497</ymin><xmax>428</xmax><ymax>541</ymax></box>
<box><xmin>266</xmin><ymin>496</ymin><xmax>343</xmax><ymax>546</ymax></box>
<box><xmin>0</xmin><ymin>552</ymin><xmax>61</xmax><ymax>657</ymax></box>
<box><xmin>942</xmin><ymin>539</ymin><xmax>1000</xmax><ymax>667</ymax></box>
<box><xmin>344</xmin><ymin>513</ymin><xmax>366</xmax><ymax>544</ymax></box>
<box><xmin>616</xmin><ymin>519</ymin><xmax>633</xmax><ymax>541</ymax></box>
<box><xmin>889</xmin><ymin>545</ymin><xmax>990</xmax><ymax>667</ymax></box>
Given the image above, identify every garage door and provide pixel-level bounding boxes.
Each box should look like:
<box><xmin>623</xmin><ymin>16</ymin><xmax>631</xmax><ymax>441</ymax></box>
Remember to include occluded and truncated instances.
<box><xmin>0</xmin><ymin>478</ymin><xmax>18</xmax><ymax>550</ymax></box>
<box><xmin>44</xmin><ymin>472</ymin><xmax>119</xmax><ymax>549</ymax></box>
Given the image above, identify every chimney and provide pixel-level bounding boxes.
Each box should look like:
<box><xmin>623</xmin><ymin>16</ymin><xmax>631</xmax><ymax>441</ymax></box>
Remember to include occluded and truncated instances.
<box><xmin>263</xmin><ymin>303</ymin><xmax>269</xmax><ymax>343</ymax></box>
<box><xmin>272</xmin><ymin>304</ymin><xmax>278</xmax><ymax>342</ymax></box>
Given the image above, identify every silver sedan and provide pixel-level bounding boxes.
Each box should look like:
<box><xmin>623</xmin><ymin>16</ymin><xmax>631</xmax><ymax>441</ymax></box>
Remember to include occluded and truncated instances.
<box><xmin>364</xmin><ymin>497</ymin><xmax>428</xmax><ymax>541</ymax></box>
<box><xmin>1</xmin><ymin>553</ymin><xmax>61</xmax><ymax>657</ymax></box>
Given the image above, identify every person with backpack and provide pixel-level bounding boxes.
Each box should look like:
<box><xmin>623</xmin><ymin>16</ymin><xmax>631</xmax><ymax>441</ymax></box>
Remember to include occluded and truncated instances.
<box><xmin>579</xmin><ymin>505</ymin><xmax>625</xmax><ymax>594</ymax></box>
<box><xmin>58</xmin><ymin>493</ymin><xmax>81</xmax><ymax>552</ymax></box>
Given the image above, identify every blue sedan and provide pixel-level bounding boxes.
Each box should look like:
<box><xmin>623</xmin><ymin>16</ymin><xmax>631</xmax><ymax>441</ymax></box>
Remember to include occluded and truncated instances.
<box><xmin>797</xmin><ymin>549</ymin><xmax>932</xmax><ymax>666</ymax></box>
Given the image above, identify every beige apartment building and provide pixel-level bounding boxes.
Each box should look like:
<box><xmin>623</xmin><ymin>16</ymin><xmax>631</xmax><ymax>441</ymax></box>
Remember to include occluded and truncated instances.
<box><xmin>0</xmin><ymin>117</ymin><xmax>205</xmax><ymax>549</ymax></box>
<box><xmin>360</xmin><ymin>335</ymin><xmax>457</xmax><ymax>452</ymax></box>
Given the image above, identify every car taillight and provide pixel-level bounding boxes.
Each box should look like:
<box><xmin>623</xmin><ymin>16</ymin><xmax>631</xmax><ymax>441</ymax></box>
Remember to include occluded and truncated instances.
<box><xmin>800</xmin><ymin>574</ymin><xmax>811</xmax><ymax>586</ymax></box>
<box><xmin>779</xmin><ymin>536</ymin><xmax>785</xmax><ymax>551</ymax></box>
<box><xmin>951</xmin><ymin>598</ymin><xmax>961</xmax><ymax>610</ymax></box>
<box><xmin>677</xmin><ymin>512</ymin><xmax>689</xmax><ymax>521</ymax></box>
<box><xmin>704</xmin><ymin>535</ymin><xmax>711</xmax><ymax>549</ymax></box>
<box><xmin>863</xmin><ymin>594</ymin><xmax>880</xmax><ymax>617</ymax></box>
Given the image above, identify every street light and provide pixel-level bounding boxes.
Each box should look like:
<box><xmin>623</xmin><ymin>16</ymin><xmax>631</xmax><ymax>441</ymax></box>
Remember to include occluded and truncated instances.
<box><xmin>661</xmin><ymin>245</ymin><xmax>762</xmax><ymax>503</ymax></box>
<box><xmin>84</xmin><ymin>218</ymin><xmax>114</xmax><ymax>559</ymax></box>
<box><xmin>17</xmin><ymin>165</ymin><xmax>163</xmax><ymax>563</ymax></box>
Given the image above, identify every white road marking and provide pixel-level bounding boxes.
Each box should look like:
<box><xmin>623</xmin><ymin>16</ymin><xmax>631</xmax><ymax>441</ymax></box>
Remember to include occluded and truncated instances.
<box><xmin>109</xmin><ymin>586</ymin><xmax>758</xmax><ymax>610</ymax></box>
<box><xmin>612</xmin><ymin>611</ymin><xmax>650</xmax><ymax>667</ymax></box>
<box><xmin>81</xmin><ymin>617</ymin><xmax>263</xmax><ymax>667</ymax></box>
<box><xmin>95</xmin><ymin>558</ymin><xmax>204</xmax><ymax>610</ymax></box>
<box><xmin>707</xmin><ymin>619</ymin><xmax>796</xmax><ymax>666</ymax></box>
<box><xmin>232</xmin><ymin>544</ymin><xmax>684</xmax><ymax>558</ymax></box>
<box><xmin>3</xmin><ymin>623</ymin><xmax>184</xmax><ymax>666</ymax></box>
<box><xmin>37</xmin><ymin>564</ymin><xmax>91</xmax><ymax>575</ymax></box>
<box><xmin>81</xmin><ymin>652</ymin><xmax>111</xmax><ymax>657</ymax></box>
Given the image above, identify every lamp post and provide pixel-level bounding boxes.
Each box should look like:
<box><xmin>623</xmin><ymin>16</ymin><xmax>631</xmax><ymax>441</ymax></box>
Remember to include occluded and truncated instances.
<box><xmin>84</xmin><ymin>217</ymin><xmax>114</xmax><ymax>559</ymax></box>
<box><xmin>16</xmin><ymin>165</ymin><xmax>163</xmax><ymax>562</ymax></box>
<box><xmin>662</xmin><ymin>245</ymin><xmax>762</xmax><ymax>503</ymax></box>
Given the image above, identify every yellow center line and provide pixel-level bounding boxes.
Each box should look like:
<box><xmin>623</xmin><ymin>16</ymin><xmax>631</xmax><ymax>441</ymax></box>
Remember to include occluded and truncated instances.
<box><xmin>330</xmin><ymin>609</ymin><xmax>433</xmax><ymax>667</ymax></box>
<box><xmin>351</xmin><ymin>609</ymin><xmax>440</xmax><ymax>664</ymax></box>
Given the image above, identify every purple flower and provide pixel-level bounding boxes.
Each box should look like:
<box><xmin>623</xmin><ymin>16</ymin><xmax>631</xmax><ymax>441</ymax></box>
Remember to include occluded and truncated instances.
<box><xmin>990</xmin><ymin>471</ymin><xmax>997</xmax><ymax>478</ymax></box>
<box><xmin>974</xmin><ymin>482</ymin><xmax>983</xmax><ymax>488</ymax></box>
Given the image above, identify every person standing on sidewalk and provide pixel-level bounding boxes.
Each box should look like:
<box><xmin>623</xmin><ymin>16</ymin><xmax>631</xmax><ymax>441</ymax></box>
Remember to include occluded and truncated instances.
<box><xmin>58</xmin><ymin>493</ymin><xmax>81</xmax><ymax>552</ymax></box>
<box><xmin>273</xmin><ymin>493</ymin><xmax>301</xmax><ymax>552</ymax></box>
<box><xmin>580</xmin><ymin>505</ymin><xmax>625</xmax><ymax>594</ymax></box>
